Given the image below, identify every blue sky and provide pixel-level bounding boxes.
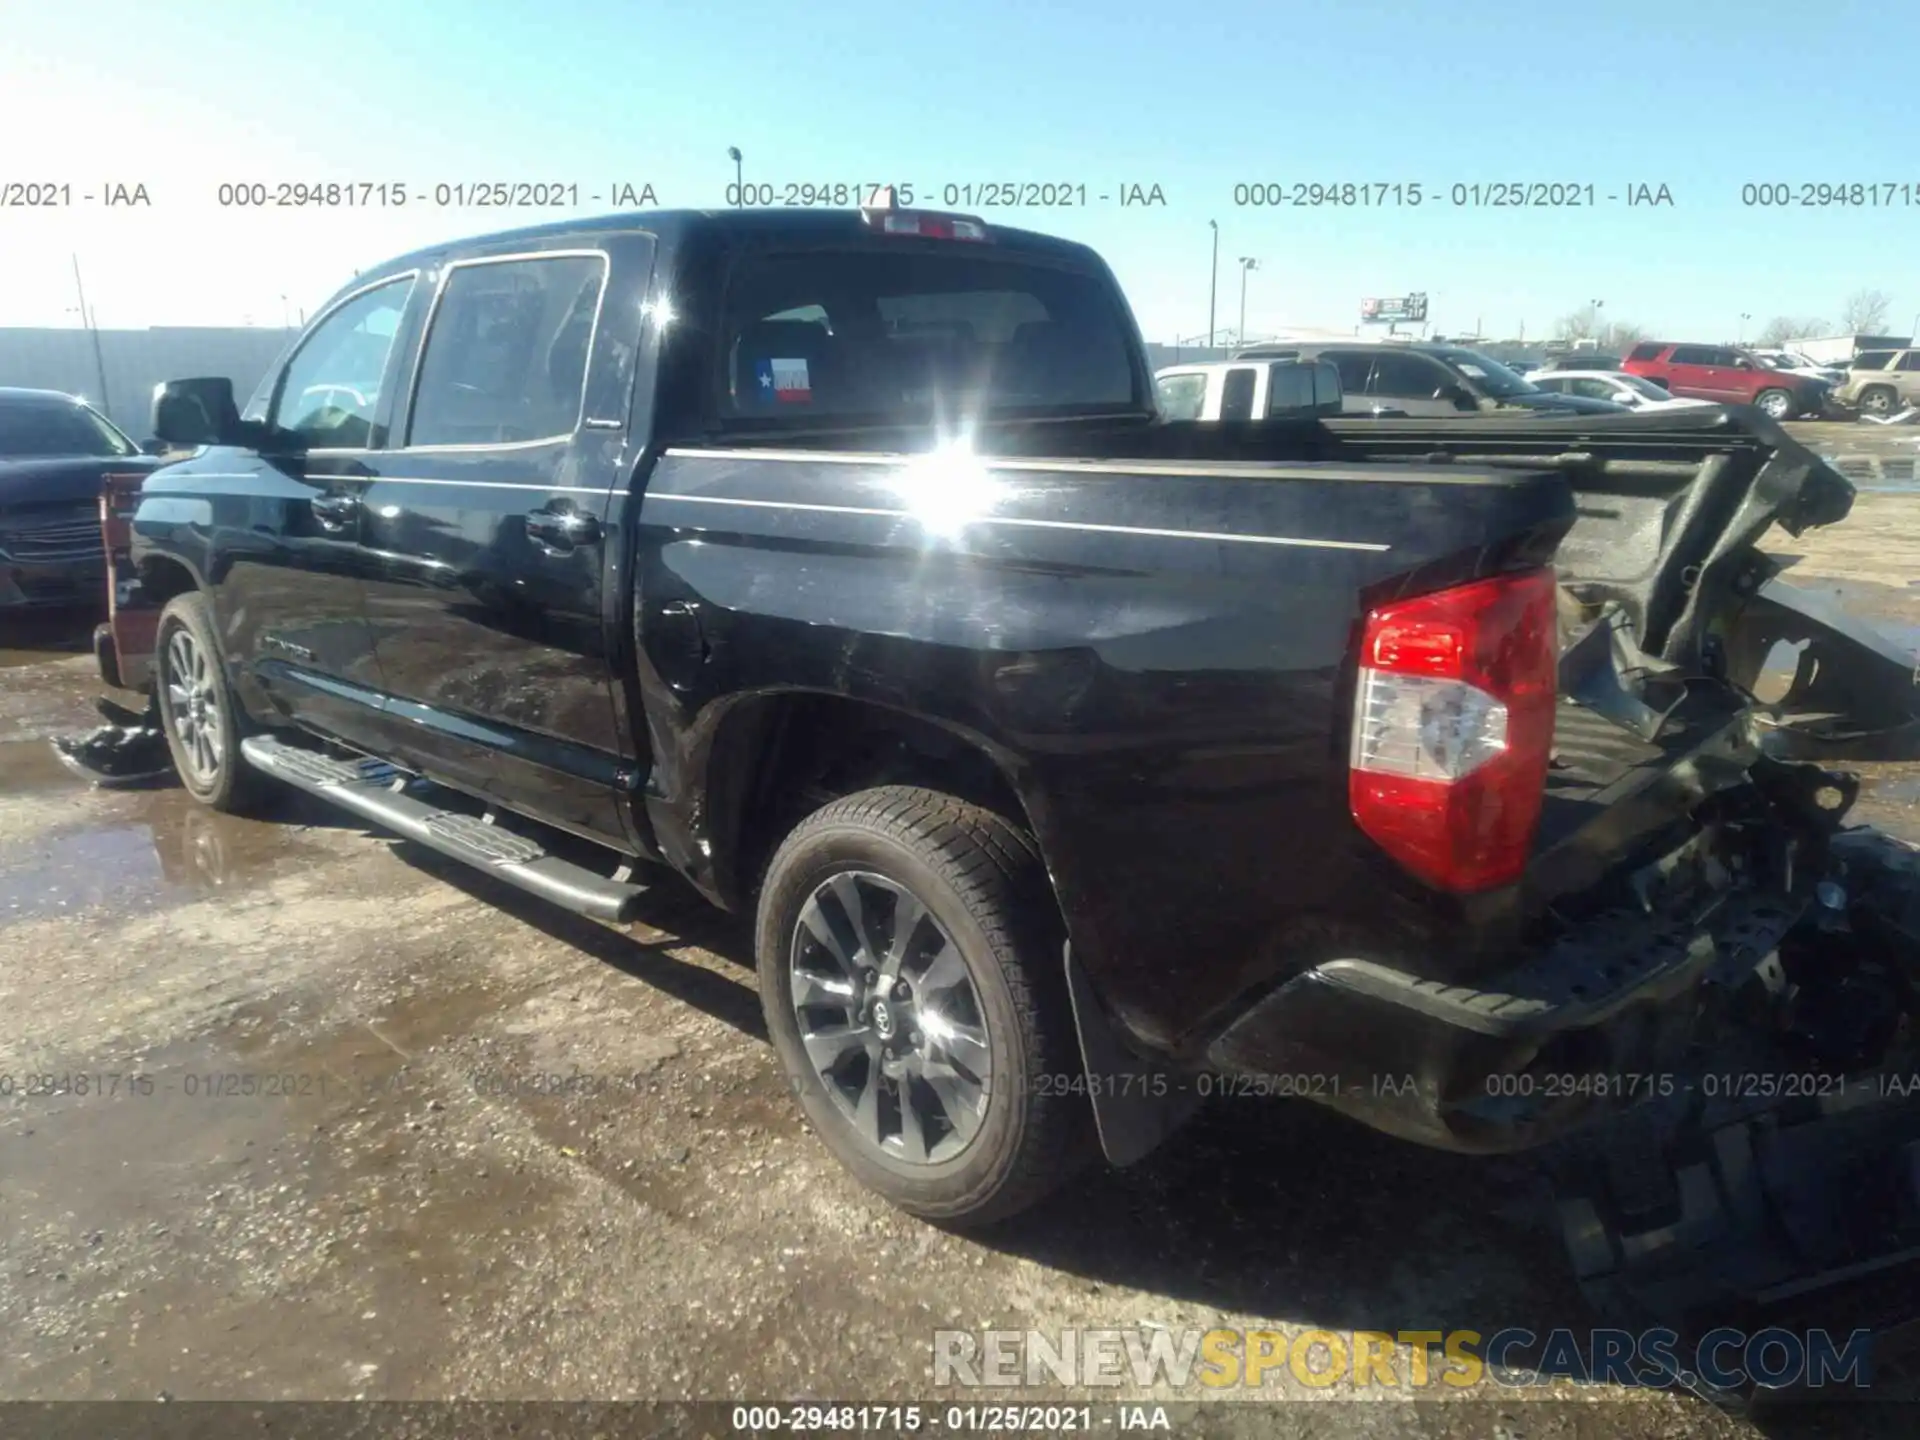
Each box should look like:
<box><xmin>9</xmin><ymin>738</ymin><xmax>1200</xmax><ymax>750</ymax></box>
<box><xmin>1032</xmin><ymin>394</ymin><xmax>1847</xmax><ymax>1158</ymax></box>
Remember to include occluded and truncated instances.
<box><xmin>3</xmin><ymin>0</ymin><xmax>1916</xmax><ymax>343</ymax></box>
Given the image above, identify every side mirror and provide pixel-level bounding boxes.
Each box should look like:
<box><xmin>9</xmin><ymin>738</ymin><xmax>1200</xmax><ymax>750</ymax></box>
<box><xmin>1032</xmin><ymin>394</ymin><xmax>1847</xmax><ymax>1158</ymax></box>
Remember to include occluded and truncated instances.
<box><xmin>138</xmin><ymin>437</ymin><xmax>170</xmax><ymax>456</ymax></box>
<box><xmin>152</xmin><ymin>377</ymin><xmax>241</xmax><ymax>448</ymax></box>
<box><xmin>1440</xmin><ymin>383</ymin><xmax>1478</xmax><ymax>410</ymax></box>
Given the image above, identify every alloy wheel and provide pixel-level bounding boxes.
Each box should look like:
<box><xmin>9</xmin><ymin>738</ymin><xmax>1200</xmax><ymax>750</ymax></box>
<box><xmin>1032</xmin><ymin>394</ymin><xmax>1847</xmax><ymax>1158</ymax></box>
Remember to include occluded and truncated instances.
<box><xmin>788</xmin><ymin>870</ymin><xmax>992</xmax><ymax>1166</ymax></box>
<box><xmin>161</xmin><ymin>627</ymin><xmax>223</xmax><ymax>785</ymax></box>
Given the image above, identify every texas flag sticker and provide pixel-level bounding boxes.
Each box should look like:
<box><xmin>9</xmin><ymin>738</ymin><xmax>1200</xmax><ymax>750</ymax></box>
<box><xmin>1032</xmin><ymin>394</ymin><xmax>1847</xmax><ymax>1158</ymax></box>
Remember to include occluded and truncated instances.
<box><xmin>754</xmin><ymin>357</ymin><xmax>812</xmax><ymax>404</ymax></box>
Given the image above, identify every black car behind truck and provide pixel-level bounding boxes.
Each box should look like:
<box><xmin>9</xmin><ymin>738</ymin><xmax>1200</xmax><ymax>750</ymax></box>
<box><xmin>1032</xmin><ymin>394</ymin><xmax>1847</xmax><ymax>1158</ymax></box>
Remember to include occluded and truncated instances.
<box><xmin>117</xmin><ymin>204</ymin><xmax>1920</xmax><ymax>1334</ymax></box>
<box><xmin>0</xmin><ymin>388</ymin><xmax>161</xmax><ymax>615</ymax></box>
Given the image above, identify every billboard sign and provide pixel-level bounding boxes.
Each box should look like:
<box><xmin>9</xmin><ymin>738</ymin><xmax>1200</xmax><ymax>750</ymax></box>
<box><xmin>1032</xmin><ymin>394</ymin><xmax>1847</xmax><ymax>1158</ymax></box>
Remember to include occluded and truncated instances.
<box><xmin>1361</xmin><ymin>294</ymin><xmax>1428</xmax><ymax>324</ymax></box>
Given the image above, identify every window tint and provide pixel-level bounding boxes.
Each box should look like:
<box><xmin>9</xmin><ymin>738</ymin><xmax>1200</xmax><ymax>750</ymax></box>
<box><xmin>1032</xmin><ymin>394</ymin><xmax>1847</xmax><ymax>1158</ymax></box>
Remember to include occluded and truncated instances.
<box><xmin>272</xmin><ymin>277</ymin><xmax>413</xmax><ymax>449</ymax></box>
<box><xmin>0</xmin><ymin>398</ymin><xmax>137</xmax><ymax>458</ymax></box>
<box><xmin>1896</xmin><ymin>353</ymin><xmax>1920</xmax><ymax>372</ymax></box>
<box><xmin>407</xmin><ymin>255</ymin><xmax>605</xmax><ymax>447</ymax></box>
<box><xmin>1324</xmin><ymin>351</ymin><xmax>1375</xmax><ymax>395</ymax></box>
<box><xmin>1265</xmin><ymin>362</ymin><xmax>1316</xmax><ymax>415</ymax></box>
<box><xmin>721</xmin><ymin>250</ymin><xmax>1138</xmax><ymax>421</ymax></box>
<box><xmin>1628</xmin><ymin>343</ymin><xmax>1664</xmax><ymax>362</ymax></box>
<box><xmin>1853</xmin><ymin>352</ymin><xmax>1893</xmax><ymax>370</ymax></box>
<box><xmin>1154</xmin><ymin>373</ymin><xmax>1208</xmax><ymax>420</ymax></box>
<box><xmin>1218</xmin><ymin>367</ymin><xmax>1257</xmax><ymax>421</ymax></box>
<box><xmin>1370</xmin><ymin>351</ymin><xmax>1446</xmax><ymax>399</ymax></box>
<box><xmin>1668</xmin><ymin>346</ymin><xmax>1715</xmax><ymax>366</ymax></box>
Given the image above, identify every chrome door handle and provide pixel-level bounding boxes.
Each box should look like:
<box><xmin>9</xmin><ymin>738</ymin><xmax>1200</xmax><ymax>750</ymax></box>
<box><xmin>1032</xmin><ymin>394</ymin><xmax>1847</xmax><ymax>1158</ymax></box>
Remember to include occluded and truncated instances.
<box><xmin>523</xmin><ymin>509</ymin><xmax>601</xmax><ymax>553</ymax></box>
<box><xmin>310</xmin><ymin>492</ymin><xmax>361</xmax><ymax>530</ymax></box>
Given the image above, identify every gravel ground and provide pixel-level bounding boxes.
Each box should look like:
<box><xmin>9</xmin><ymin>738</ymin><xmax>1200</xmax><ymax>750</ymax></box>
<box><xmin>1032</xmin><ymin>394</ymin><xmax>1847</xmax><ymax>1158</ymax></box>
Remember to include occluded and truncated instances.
<box><xmin>2</xmin><ymin>482</ymin><xmax>1918</xmax><ymax>1438</ymax></box>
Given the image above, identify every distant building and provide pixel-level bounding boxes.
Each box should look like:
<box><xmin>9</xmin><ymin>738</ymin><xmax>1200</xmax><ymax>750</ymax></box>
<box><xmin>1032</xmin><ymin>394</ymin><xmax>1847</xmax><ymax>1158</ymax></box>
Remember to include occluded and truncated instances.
<box><xmin>0</xmin><ymin>326</ymin><xmax>295</xmax><ymax>437</ymax></box>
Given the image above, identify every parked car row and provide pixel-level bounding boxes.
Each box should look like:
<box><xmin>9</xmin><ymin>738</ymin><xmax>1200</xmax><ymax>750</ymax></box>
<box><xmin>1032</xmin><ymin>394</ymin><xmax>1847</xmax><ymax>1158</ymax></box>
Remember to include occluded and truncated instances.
<box><xmin>1620</xmin><ymin>343</ymin><xmax>1834</xmax><ymax>420</ymax></box>
<box><xmin>1518</xmin><ymin>341</ymin><xmax>1915</xmax><ymax>422</ymax></box>
<box><xmin>1157</xmin><ymin>341</ymin><xmax>1635</xmax><ymax>422</ymax></box>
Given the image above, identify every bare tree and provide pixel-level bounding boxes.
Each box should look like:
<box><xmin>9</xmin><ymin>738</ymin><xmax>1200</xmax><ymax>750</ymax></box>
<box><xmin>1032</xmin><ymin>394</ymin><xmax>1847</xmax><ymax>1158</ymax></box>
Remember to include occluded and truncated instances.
<box><xmin>1840</xmin><ymin>288</ymin><xmax>1893</xmax><ymax>334</ymax></box>
<box><xmin>1555</xmin><ymin>305</ymin><xmax>1603</xmax><ymax>341</ymax></box>
<box><xmin>1756</xmin><ymin>315</ymin><xmax>1830</xmax><ymax>347</ymax></box>
<box><xmin>1603</xmin><ymin>321</ymin><xmax>1648</xmax><ymax>354</ymax></box>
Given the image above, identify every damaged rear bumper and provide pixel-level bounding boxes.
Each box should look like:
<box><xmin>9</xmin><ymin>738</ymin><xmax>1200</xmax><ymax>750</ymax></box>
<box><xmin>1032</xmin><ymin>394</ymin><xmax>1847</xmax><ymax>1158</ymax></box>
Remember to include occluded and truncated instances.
<box><xmin>1206</xmin><ymin>823</ymin><xmax>1920</xmax><ymax>1158</ymax></box>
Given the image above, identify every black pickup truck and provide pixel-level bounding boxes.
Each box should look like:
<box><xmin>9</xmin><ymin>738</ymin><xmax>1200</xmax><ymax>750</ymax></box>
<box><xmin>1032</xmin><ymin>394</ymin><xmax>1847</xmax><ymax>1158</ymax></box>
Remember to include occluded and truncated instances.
<box><xmin>121</xmin><ymin>204</ymin><xmax>1920</xmax><ymax>1287</ymax></box>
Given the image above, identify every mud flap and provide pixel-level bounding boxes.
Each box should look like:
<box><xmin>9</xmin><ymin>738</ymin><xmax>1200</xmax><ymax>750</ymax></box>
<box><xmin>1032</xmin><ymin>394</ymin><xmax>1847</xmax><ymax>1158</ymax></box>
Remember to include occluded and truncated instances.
<box><xmin>1064</xmin><ymin>943</ymin><xmax>1201</xmax><ymax>1167</ymax></box>
<box><xmin>1545</xmin><ymin>828</ymin><xmax>1920</xmax><ymax>1409</ymax></box>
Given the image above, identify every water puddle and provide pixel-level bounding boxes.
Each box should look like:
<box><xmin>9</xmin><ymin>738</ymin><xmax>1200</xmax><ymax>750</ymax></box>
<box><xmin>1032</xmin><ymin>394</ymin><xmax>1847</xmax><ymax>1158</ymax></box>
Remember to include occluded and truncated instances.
<box><xmin>0</xmin><ymin>803</ymin><xmax>292</xmax><ymax>923</ymax></box>
<box><xmin>1823</xmin><ymin>452</ymin><xmax>1920</xmax><ymax>493</ymax></box>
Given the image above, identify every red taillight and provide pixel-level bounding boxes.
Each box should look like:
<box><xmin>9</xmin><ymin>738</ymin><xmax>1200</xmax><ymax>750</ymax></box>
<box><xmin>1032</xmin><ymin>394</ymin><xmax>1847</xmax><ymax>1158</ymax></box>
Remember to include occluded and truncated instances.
<box><xmin>1348</xmin><ymin>568</ymin><xmax>1559</xmax><ymax>893</ymax></box>
<box><xmin>99</xmin><ymin>472</ymin><xmax>146</xmax><ymax>548</ymax></box>
<box><xmin>860</xmin><ymin>208</ymin><xmax>991</xmax><ymax>242</ymax></box>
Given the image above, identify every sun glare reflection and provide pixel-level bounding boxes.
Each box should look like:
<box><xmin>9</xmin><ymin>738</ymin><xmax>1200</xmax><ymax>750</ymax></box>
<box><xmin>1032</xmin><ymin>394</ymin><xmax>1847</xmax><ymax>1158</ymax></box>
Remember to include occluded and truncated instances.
<box><xmin>887</xmin><ymin>439</ymin><xmax>1004</xmax><ymax>543</ymax></box>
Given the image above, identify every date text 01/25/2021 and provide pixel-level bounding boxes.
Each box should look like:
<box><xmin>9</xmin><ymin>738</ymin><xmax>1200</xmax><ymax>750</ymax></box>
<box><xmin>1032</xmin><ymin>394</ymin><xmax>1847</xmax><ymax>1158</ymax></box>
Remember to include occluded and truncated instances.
<box><xmin>724</xmin><ymin>182</ymin><xmax>1167</xmax><ymax>208</ymax></box>
<box><xmin>1230</xmin><ymin>181</ymin><xmax>1675</xmax><ymax>208</ymax></box>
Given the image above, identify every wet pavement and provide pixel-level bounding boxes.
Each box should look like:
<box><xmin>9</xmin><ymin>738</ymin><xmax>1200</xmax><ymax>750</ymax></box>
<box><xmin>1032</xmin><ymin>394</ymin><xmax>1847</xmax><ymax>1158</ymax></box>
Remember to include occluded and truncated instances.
<box><xmin>2</xmin><ymin>501</ymin><xmax>1919</xmax><ymax>1437</ymax></box>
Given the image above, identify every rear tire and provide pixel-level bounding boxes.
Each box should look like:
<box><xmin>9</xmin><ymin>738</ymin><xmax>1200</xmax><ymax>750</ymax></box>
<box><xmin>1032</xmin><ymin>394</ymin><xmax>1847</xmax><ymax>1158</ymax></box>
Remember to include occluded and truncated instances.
<box><xmin>1858</xmin><ymin>385</ymin><xmax>1897</xmax><ymax>417</ymax></box>
<box><xmin>153</xmin><ymin>591</ymin><xmax>271</xmax><ymax>815</ymax></box>
<box><xmin>1754</xmin><ymin>387</ymin><xmax>1796</xmax><ymax>421</ymax></box>
<box><xmin>755</xmin><ymin>786</ymin><xmax>1096</xmax><ymax>1226</ymax></box>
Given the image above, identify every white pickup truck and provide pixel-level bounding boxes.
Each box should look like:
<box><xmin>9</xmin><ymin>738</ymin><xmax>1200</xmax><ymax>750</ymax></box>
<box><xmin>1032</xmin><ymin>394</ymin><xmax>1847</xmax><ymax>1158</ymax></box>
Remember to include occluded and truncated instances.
<box><xmin>1151</xmin><ymin>357</ymin><xmax>1344</xmax><ymax>420</ymax></box>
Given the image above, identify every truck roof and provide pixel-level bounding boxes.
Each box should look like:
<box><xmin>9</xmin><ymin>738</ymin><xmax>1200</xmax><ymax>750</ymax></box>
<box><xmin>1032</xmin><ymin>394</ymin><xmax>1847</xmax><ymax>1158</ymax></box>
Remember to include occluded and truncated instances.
<box><xmin>364</xmin><ymin>207</ymin><xmax>1103</xmax><ymax>283</ymax></box>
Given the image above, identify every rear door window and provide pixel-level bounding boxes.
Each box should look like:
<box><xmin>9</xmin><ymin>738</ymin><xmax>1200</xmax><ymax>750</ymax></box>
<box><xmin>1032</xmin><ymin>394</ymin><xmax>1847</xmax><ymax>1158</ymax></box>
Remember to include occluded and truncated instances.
<box><xmin>406</xmin><ymin>253</ymin><xmax>608</xmax><ymax>447</ymax></box>
<box><xmin>720</xmin><ymin>249</ymin><xmax>1140</xmax><ymax>424</ymax></box>
<box><xmin>1217</xmin><ymin>367</ymin><xmax>1257</xmax><ymax>420</ymax></box>
<box><xmin>1896</xmin><ymin>353</ymin><xmax>1920</xmax><ymax>372</ymax></box>
<box><xmin>1264</xmin><ymin>362</ymin><xmax>1316</xmax><ymax>415</ymax></box>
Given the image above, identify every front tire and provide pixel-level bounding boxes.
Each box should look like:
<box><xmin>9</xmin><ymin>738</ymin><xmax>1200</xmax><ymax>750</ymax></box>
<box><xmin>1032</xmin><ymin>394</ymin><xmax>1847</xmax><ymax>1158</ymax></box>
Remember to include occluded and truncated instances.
<box><xmin>755</xmin><ymin>787</ymin><xmax>1095</xmax><ymax>1226</ymax></box>
<box><xmin>1754</xmin><ymin>387</ymin><xmax>1796</xmax><ymax>421</ymax></box>
<box><xmin>153</xmin><ymin>591</ymin><xmax>270</xmax><ymax>814</ymax></box>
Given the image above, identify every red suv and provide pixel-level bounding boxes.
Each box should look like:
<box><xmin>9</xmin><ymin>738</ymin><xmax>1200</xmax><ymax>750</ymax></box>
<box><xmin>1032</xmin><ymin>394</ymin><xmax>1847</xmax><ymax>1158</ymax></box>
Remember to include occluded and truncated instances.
<box><xmin>1623</xmin><ymin>342</ymin><xmax>1831</xmax><ymax>420</ymax></box>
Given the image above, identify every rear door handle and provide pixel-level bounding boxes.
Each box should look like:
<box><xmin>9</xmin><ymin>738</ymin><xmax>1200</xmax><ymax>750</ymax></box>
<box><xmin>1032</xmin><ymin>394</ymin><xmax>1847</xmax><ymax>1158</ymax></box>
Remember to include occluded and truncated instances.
<box><xmin>310</xmin><ymin>492</ymin><xmax>361</xmax><ymax>530</ymax></box>
<box><xmin>523</xmin><ymin>509</ymin><xmax>601</xmax><ymax>553</ymax></box>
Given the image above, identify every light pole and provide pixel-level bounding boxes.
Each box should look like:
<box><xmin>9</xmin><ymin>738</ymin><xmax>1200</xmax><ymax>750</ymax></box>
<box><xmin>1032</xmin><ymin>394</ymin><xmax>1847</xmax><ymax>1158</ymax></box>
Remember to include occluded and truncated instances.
<box><xmin>1238</xmin><ymin>256</ymin><xmax>1259</xmax><ymax>346</ymax></box>
<box><xmin>727</xmin><ymin>146</ymin><xmax>743</xmax><ymax>204</ymax></box>
<box><xmin>1207</xmin><ymin>221</ymin><xmax>1219</xmax><ymax>349</ymax></box>
<box><xmin>70</xmin><ymin>254</ymin><xmax>111</xmax><ymax>420</ymax></box>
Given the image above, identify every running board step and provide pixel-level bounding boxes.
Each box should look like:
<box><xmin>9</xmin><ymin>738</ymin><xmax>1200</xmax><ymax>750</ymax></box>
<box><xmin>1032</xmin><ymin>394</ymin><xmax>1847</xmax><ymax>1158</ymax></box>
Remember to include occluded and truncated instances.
<box><xmin>239</xmin><ymin>734</ymin><xmax>649</xmax><ymax>924</ymax></box>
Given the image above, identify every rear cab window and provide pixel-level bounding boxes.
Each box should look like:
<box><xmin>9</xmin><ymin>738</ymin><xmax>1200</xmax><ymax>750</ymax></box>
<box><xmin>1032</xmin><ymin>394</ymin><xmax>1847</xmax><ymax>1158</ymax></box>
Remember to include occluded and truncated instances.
<box><xmin>716</xmin><ymin>242</ymin><xmax>1143</xmax><ymax>431</ymax></box>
